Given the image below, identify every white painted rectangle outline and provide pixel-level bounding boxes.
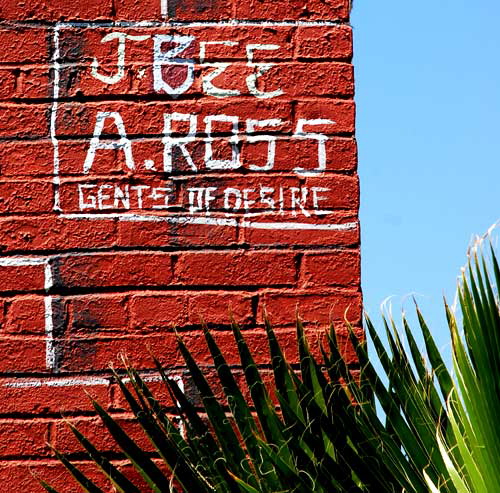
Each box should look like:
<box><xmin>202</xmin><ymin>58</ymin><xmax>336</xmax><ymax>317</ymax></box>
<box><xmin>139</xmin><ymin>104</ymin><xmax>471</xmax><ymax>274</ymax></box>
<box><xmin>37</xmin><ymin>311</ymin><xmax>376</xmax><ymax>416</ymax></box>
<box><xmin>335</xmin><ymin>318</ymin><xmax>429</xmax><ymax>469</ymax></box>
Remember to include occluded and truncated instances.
<box><xmin>50</xmin><ymin>21</ymin><xmax>357</xmax><ymax>233</ymax></box>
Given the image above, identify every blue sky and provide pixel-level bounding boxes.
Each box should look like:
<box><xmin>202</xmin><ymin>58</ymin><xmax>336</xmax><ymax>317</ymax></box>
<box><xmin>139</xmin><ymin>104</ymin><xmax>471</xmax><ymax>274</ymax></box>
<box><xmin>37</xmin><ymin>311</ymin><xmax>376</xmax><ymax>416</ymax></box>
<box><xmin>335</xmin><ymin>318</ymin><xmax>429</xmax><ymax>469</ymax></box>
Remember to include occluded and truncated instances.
<box><xmin>352</xmin><ymin>1</ymin><xmax>500</xmax><ymax>348</ymax></box>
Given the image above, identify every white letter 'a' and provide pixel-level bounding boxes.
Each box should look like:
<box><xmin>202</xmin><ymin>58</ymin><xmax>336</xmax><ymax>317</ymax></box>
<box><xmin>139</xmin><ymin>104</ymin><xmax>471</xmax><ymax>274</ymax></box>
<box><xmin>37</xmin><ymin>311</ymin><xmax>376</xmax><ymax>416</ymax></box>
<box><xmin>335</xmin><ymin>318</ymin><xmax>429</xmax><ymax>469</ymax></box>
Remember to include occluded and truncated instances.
<box><xmin>83</xmin><ymin>112</ymin><xmax>135</xmax><ymax>174</ymax></box>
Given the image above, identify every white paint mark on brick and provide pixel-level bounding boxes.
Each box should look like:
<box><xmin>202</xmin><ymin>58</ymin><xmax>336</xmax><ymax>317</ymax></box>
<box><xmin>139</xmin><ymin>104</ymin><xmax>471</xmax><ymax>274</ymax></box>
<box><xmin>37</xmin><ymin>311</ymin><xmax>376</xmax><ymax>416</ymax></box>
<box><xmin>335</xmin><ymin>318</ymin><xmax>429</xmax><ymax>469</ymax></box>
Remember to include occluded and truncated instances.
<box><xmin>161</xmin><ymin>0</ymin><xmax>169</xmax><ymax>19</ymax></box>
<box><xmin>246</xmin><ymin>44</ymin><xmax>284</xmax><ymax>99</ymax></box>
<box><xmin>3</xmin><ymin>376</ymin><xmax>111</xmax><ymax>388</ymax></box>
<box><xmin>0</xmin><ymin>257</ymin><xmax>46</xmax><ymax>267</ymax></box>
<box><xmin>3</xmin><ymin>372</ymin><xmax>182</xmax><ymax>389</ymax></box>
<box><xmin>83</xmin><ymin>111</ymin><xmax>136</xmax><ymax>173</ymax></box>
<box><xmin>51</xmin><ymin>25</ymin><xmax>61</xmax><ymax>212</ymax></box>
<box><xmin>91</xmin><ymin>32</ymin><xmax>150</xmax><ymax>85</ymax></box>
<box><xmin>44</xmin><ymin>296</ymin><xmax>56</xmax><ymax>371</ymax></box>
<box><xmin>240</xmin><ymin>220</ymin><xmax>358</xmax><ymax>231</ymax></box>
<box><xmin>51</xmin><ymin>21</ymin><xmax>350</xmax><ymax>230</ymax></box>
<box><xmin>44</xmin><ymin>261</ymin><xmax>54</xmax><ymax>291</ymax></box>
<box><xmin>60</xmin><ymin>213</ymin><xmax>357</xmax><ymax>231</ymax></box>
<box><xmin>61</xmin><ymin>213</ymin><xmax>239</xmax><ymax>227</ymax></box>
<box><xmin>0</xmin><ymin>257</ymin><xmax>57</xmax><ymax>371</ymax></box>
<box><xmin>55</xmin><ymin>21</ymin><xmax>344</xmax><ymax>28</ymax></box>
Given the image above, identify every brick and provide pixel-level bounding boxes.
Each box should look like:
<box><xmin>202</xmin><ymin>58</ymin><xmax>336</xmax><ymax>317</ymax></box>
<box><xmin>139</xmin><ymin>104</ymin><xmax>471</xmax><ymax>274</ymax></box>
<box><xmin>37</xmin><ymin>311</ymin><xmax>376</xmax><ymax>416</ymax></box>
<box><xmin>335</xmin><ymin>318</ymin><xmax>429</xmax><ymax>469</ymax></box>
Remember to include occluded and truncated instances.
<box><xmin>0</xmin><ymin>0</ymin><xmax>113</xmax><ymax>21</ymax></box>
<box><xmin>0</xmin><ymin>105</ymin><xmax>49</xmax><ymax>138</ymax></box>
<box><xmin>129</xmin><ymin>291</ymin><xmax>254</xmax><ymax>329</ymax></box>
<box><xmin>114</xmin><ymin>0</ymin><xmax>162</xmax><ymax>21</ymax></box>
<box><xmin>5</xmin><ymin>296</ymin><xmax>46</xmax><ymax>334</ymax></box>
<box><xmin>67</xmin><ymin>294</ymin><xmax>128</xmax><ymax>332</ymax></box>
<box><xmin>301</xmin><ymin>250</ymin><xmax>360</xmax><ymax>287</ymax></box>
<box><xmin>304</xmin><ymin>174</ymin><xmax>359</xmax><ymax>210</ymax></box>
<box><xmin>0</xmin><ymin>377</ymin><xmax>111</xmax><ymax>415</ymax></box>
<box><xmin>115</xmin><ymin>0</ymin><xmax>233</xmax><ymax>21</ymax></box>
<box><xmin>0</xmin><ymin>141</ymin><xmax>54</xmax><ymax>177</ymax></box>
<box><xmin>0</xmin><ymin>181</ymin><xmax>53</xmax><ymax>214</ymax></box>
<box><xmin>0</xmin><ymin>216</ymin><xmax>117</xmax><ymax>253</ymax></box>
<box><xmin>0</xmin><ymin>299</ymin><xmax>5</xmax><ymax>329</ymax></box>
<box><xmin>18</xmin><ymin>66</ymin><xmax>52</xmax><ymax>99</ymax></box>
<box><xmin>52</xmin><ymin>252</ymin><xmax>174</xmax><ymax>289</ymax></box>
<box><xmin>235</xmin><ymin>0</ymin><xmax>350</xmax><ymax>21</ymax></box>
<box><xmin>0</xmin><ymin>337</ymin><xmax>47</xmax><ymax>373</ymax></box>
<box><xmin>0</xmin><ymin>420</ymin><xmax>50</xmax><ymax>458</ymax></box>
<box><xmin>295</xmin><ymin>25</ymin><xmax>353</xmax><ymax>60</ymax></box>
<box><xmin>188</xmin><ymin>292</ymin><xmax>254</xmax><ymax>325</ymax></box>
<box><xmin>258</xmin><ymin>289</ymin><xmax>362</xmax><ymax>326</ymax></box>
<box><xmin>295</xmin><ymin>99</ymin><xmax>356</xmax><ymax>134</ymax></box>
<box><xmin>259</xmin><ymin>62</ymin><xmax>354</xmax><ymax>98</ymax></box>
<box><xmin>117</xmin><ymin>216</ymin><xmax>239</xmax><ymax>248</ymax></box>
<box><xmin>0</xmin><ymin>69</ymin><xmax>17</xmax><ymax>100</ymax></box>
<box><xmin>130</xmin><ymin>293</ymin><xmax>189</xmax><ymax>329</ymax></box>
<box><xmin>56</xmin><ymin>334</ymin><xmax>180</xmax><ymax>372</ymax></box>
<box><xmin>175</xmin><ymin>251</ymin><xmax>297</xmax><ymax>286</ymax></box>
<box><xmin>163</xmin><ymin>0</ymin><xmax>233</xmax><ymax>21</ymax></box>
<box><xmin>0</xmin><ymin>264</ymin><xmax>45</xmax><ymax>293</ymax></box>
<box><xmin>0</xmin><ymin>29</ymin><xmax>49</xmax><ymax>63</ymax></box>
<box><xmin>0</xmin><ymin>67</ymin><xmax>49</xmax><ymax>102</ymax></box>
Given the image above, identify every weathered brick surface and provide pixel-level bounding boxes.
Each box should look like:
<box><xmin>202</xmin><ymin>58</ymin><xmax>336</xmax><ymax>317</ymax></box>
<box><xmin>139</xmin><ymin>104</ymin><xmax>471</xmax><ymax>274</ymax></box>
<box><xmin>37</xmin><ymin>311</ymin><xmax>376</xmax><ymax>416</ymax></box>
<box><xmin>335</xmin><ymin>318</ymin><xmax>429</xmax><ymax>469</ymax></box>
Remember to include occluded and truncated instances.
<box><xmin>0</xmin><ymin>1</ymin><xmax>359</xmax><ymax>490</ymax></box>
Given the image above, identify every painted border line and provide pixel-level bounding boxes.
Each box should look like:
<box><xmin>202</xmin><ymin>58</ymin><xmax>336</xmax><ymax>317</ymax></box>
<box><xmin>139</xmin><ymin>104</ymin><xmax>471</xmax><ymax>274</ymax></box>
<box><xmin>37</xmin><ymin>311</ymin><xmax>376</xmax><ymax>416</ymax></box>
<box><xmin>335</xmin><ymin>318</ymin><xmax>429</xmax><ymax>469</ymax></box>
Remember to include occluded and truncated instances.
<box><xmin>51</xmin><ymin>24</ymin><xmax>61</xmax><ymax>212</ymax></box>
<box><xmin>0</xmin><ymin>257</ymin><xmax>56</xmax><ymax>370</ymax></box>
<box><xmin>3</xmin><ymin>373</ymin><xmax>184</xmax><ymax>389</ymax></box>
<box><xmin>55</xmin><ymin>20</ymin><xmax>346</xmax><ymax>28</ymax></box>
<box><xmin>51</xmin><ymin>20</ymin><xmax>356</xmax><ymax>233</ymax></box>
<box><xmin>61</xmin><ymin>213</ymin><xmax>358</xmax><ymax>231</ymax></box>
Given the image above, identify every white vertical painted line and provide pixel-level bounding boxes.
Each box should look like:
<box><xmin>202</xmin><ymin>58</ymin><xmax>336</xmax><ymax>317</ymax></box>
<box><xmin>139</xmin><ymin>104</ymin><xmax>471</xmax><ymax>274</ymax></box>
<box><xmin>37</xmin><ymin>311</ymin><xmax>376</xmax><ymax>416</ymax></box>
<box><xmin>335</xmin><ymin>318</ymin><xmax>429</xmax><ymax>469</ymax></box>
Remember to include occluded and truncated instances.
<box><xmin>44</xmin><ymin>260</ymin><xmax>57</xmax><ymax>371</ymax></box>
<box><xmin>51</xmin><ymin>25</ymin><xmax>61</xmax><ymax>212</ymax></box>
<box><xmin>44</xmin><ymin>295</ymin><xmax>56</xmax><ymax>371</ymax></box>
<box><xmin>160</xmin><ymin>0</ymin><xmax>169</xmax><ymax>19</ymax></box>
<box><xmin>44</xmin><ymin>260</ymin><xmax>54</xmax><ymax>291</ymax></box>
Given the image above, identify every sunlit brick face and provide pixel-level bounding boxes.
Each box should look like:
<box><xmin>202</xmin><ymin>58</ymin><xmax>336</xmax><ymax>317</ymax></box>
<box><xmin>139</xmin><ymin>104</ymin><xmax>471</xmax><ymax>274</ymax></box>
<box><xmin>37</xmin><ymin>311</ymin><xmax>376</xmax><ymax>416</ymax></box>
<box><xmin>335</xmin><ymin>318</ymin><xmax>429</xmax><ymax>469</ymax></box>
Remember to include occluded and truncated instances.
<box><xmin>0</xmin><ymin>1</ymin><xmax>360</xmax><ymax>490</ymax></box>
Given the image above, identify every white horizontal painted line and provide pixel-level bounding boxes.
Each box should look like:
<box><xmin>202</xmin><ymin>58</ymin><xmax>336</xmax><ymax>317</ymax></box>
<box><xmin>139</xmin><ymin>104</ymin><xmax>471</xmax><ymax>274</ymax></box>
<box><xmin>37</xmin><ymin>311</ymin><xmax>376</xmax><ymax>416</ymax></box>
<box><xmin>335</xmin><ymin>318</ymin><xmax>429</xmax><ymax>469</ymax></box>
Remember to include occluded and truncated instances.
<box><xmin>121</xmin><ymin>374</ymin><xmax>183</xmax><ymax>384</ymax></box>
<box><xmin>61</xmin><ymin>213</ymin><xmax>238</xmax><ymax>227</ymax></box>
<box><xmin>0</xmin><ymin>257</ymin><xmax>47</xmax><ymax>267</ymax></box>
<box><xmin>4</xmin><ymin>373</ymin><xmax>183</xmax><ymax>388</ymax></box>
<box><xmin>56</xmin><ymin>20</ymin><xmax>345</xmax><ymax>29</ymax></box>
<box><xmin>61</xmin><ymin>213</ymin><xmax>357</xmax><ymax>231</ymax></box>
<box><xmin>241</xmin><ymin>220</ymin><xmax>358</xmax><ymax>231</ymax></box>
<box><xmin>4</xmin><ymin>377</ymin><xmax>111</xmax><ymax>388</ymax></box>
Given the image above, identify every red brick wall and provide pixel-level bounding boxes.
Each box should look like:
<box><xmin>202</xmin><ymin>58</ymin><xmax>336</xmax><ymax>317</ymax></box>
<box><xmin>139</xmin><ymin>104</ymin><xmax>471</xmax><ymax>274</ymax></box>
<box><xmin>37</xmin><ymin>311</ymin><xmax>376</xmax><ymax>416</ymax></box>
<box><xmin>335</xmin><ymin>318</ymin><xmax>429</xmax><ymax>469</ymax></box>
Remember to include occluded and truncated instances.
<box><xmin>0</xmin><ymin>1</ymin><xmax>360</xmax><ymax>490</ymax></box>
